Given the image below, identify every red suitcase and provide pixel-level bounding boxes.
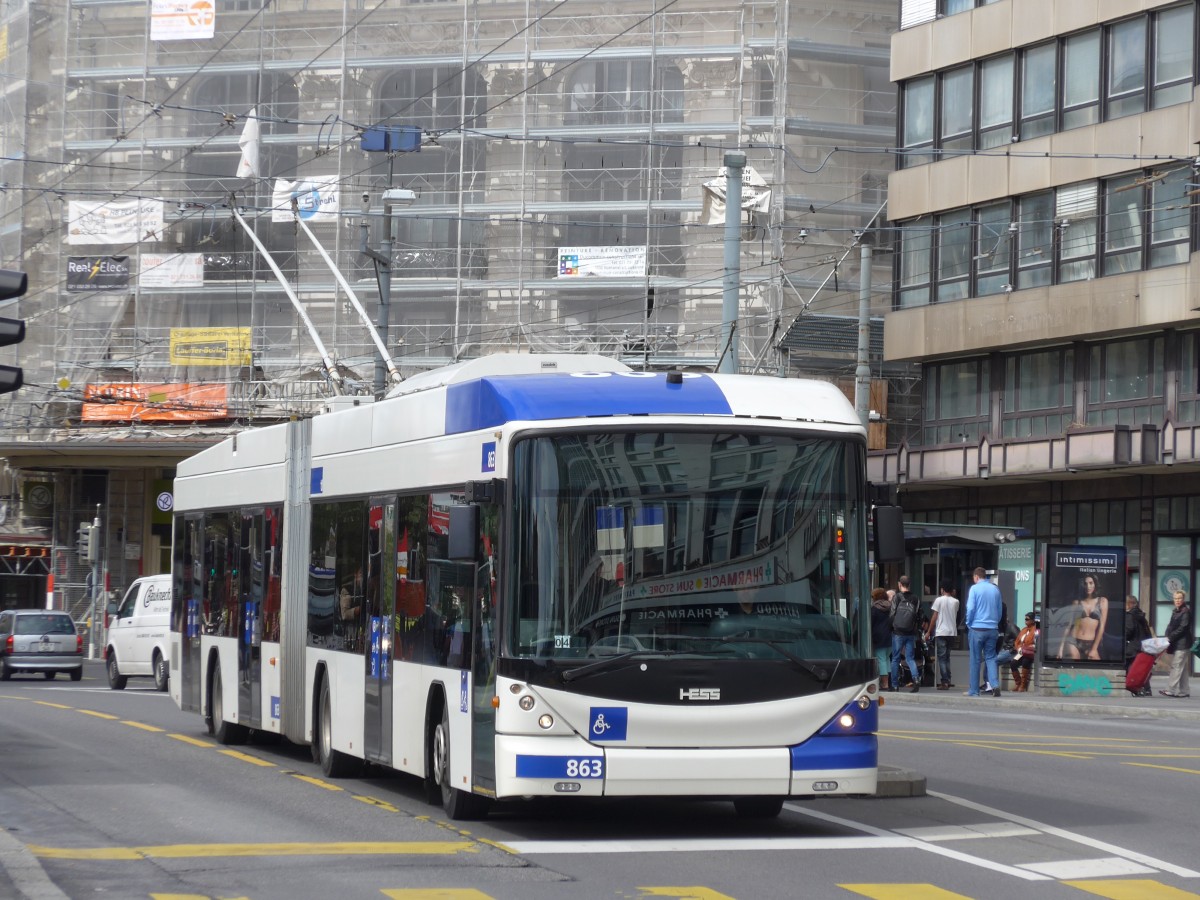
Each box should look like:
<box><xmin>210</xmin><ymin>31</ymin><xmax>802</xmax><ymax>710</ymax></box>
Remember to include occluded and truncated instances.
<box><xmin>1126</xmin><ymin>651</ymin><xmax>1159</xmax><ymax>695</ymax></box>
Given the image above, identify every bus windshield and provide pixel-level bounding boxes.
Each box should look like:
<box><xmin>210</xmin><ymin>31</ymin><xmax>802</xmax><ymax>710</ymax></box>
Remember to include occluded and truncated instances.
<box><xmin>507</xmin><ymin>430</ymin><xmax>868</xmax><ymax>663</ymax></box>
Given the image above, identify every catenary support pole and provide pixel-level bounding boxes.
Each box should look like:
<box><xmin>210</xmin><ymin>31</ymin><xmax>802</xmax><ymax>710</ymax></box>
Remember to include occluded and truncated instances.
<box><xmin>719</xmin><ymin>151</ymin><xmax>745</xmax><ymax>374</ymax></box>
<box><xmin>855</xmin><ymin>232</ymin><xmax>874</xmax><ymax>427</ymax></box>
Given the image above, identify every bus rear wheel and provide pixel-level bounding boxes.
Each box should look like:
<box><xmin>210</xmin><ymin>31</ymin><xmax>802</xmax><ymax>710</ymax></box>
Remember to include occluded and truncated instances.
<box><xmin>317</xmin><ymin>677</ymin><xmax>361</xmax><ymax>778</ymax></box>
<box><xmin>431</xmin><ymin>701</ymin><xmax>488</xmax><ymax>820</ymax></box>
<box><xmin>210</xmin><ymin>664</ymin><xmax>248</xmax><ymax>745</ymax></box>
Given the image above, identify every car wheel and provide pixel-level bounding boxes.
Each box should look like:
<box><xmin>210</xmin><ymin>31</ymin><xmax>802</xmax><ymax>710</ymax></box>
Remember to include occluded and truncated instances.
<box><xmin>211</xmin><ymin>664</ymin><xmax>247</xmax><ymax>745</ymax></box>
<box><xmin>432</xmin><ymin>701</ymin><xmax>488</xmax><ymax>820</ymax></box>
<box><xmin>317</xmin><ymin>677</ymin><xmax>360</xmax><ymax>778</ymax></box>
<box><xmin>69</xmin><ymin>668</ymin><xmax>82</xmax><ymax>682</ymax></box>
<box><xmin>0</xmin><ymin>661</ymin><xmax>9</xmax><ymax>681</ymax></box>
<box><xmin>152</xmin><ymin>651</ymin><xmax>169</xmax><ymax>692</ymax></box>
<box><xmin>43</xmin><ymin>671</ymin><xmax>55</xmax><ymax>681</ymax></box>
<box><xmin>106</xmin><ymin>652</ymin><xmax>127</xmax><ymax>690</ymax></box>
<box><xmin>733</xmin><ymin>797</ymin><xmax>784</xmax><ymax>818</ymax></box>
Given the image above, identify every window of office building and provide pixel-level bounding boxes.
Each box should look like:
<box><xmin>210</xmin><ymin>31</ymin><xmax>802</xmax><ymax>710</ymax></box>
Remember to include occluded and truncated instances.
<box><xmin>564</xmin><ymin>60</ymin><xmax>683</xmax><ymax>128</ymax></box>
<box><xmin>1087</xmin><ymin>336</ymin><xmax>1164</xmax><ymax>426</ymax></box>
<box><xmin>1003</xmin><ymin>348</ymin><xmax>1074</xmax><ymax>438</ymax></box>
<box><xmin>923</xmin><ymin>357</ymin><xmax>990</xmax><ymax>445</ymax></box>
<box><xmin>898</xmin><ymin>5</ymin><xmax>1194</xmax><ymax>158</ymax></box>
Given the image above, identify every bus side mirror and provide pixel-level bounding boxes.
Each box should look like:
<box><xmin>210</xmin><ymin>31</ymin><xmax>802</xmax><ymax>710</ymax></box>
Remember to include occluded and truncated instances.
<box><xmin>448</xmin><ymin>505</ymin><xmax>479</xmax><ymax>562</ymax></box>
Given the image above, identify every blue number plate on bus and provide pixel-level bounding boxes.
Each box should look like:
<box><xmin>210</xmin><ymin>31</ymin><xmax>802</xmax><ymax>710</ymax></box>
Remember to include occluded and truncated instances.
<box><xmin>515</xmin><ymin>755</ymin><xmax>605</xmax><ymax>779</ymax></box>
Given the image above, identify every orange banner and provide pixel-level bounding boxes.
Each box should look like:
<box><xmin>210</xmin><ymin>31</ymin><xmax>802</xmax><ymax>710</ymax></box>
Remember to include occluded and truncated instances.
<box><xmin>81</xmin><ymin>383</ymin><xmax>229</xmax><ymax>422</ymax></box>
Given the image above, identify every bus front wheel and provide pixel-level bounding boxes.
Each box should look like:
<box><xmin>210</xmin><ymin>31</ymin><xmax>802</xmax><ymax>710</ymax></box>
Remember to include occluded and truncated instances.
<box><xmin>431</xmin><ymin>701</ymin><xmax>488</xmax><ymax>820</ymax></box>
<box><xmin>733</xmin><ymin>796</ymin><xmax>784</xmax><ymax>818</ymax></box>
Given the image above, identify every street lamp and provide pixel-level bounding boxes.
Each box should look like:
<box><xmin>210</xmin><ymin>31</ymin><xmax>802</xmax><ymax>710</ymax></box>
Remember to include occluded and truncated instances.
<box><xmin>361</xmin><ymin>188</ymin><xmax>416</xmax><ymax>397</ymax></box>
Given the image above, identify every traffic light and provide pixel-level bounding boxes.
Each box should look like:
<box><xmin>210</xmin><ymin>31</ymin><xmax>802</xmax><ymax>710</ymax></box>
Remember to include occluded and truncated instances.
<box><xmin>77</xmin><ymin>522</ymin><xmax>98</xmax><ymax>563</ymax></box>
<box><xmin>0</xmin><ymin>269</ymin><xmax>26</xmax><ymax>395</ymax></box>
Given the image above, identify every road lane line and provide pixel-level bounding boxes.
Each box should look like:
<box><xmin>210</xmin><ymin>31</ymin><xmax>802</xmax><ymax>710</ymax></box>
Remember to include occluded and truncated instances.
<box><xmin>32</xmin><ymin>701</ymin><xmax>71</xmax><ymax>709</ymax></box>
<box><xmin>783</xmin><ymin>803</ymin><xmax>1050</xmax><ymax>881</ymax></box>
<box><xmin>29</xmin><ymin>841</ymin><xmax>476</xmax><ymax>860</ymax></box>
<box><xmin>1018</xmin><ymin>857</ymin><xmax>1156</xmax><ymax>878</ymax></box>
<box><xmin>928</xmin><ymin>789</ymin><xmax>1200</xmax><ymax>878</ymax></box>
<box><xmin>841</xmin><ymin>885</ymin><xmax>973</xmax><ymax>899</ymax></box>
<box><xmin>291</xmin><ymin>774</ymin><xmax>343</xmax><ymax>791</ymax></box>
<box><xmin>1064</xmin><ymin>879</ymin><xmax>1200</xmax><ymax>899</ymax></box>
<box><xmin>122</xmin><ymin>720</ymin><xmax>164</xmax><ymax>732</ymax></box>
<box><xmin>77</xmin><ymin>709</ymin><xmax>119</xmax><ymax>720</ymax></box>
<box><xmin>167</xmin><ymin>733</ymin><xmax>214</xmax><ymax>748</ymax></box>
<box><xmin>1125</xmin><ymin>762</ymin><xmax>1200</xmax><ymax>775</ymax></box>
<box><xmin>893</xmin><ymin>823</ymin><xmax>1040</xmax><ymax>841</ymax></box>
<box><xmin>217</xmin><ymin>749</ymin><xmax>275</xmax><ymax>767</ymax></box>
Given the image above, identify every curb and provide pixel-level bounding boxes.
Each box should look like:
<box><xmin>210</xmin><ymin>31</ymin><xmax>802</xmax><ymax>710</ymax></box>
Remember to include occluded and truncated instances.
<box><xmin>876</xmin><ymin>765</ymin><xmax>926</xmax><ymax>798</ymax></box>
<box><xmin>879</xmin><ymin>690</ymin><xmax>1200</xmax><ymax>722</ymax></box>
<box><xmin>0</xmin><ymin>827</ymin><xmax>68</xmax><ymax>900</ymax></box>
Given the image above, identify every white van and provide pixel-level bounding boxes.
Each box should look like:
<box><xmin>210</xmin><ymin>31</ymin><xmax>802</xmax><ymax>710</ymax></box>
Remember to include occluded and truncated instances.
<box><xmin>105</xmin><ymin>574</ymin><xmax>171</xmax><ymax>691</ymax></box>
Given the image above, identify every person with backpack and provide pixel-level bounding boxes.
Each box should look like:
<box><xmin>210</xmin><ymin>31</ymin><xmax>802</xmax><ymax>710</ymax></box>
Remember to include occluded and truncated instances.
<box><xmin>889</xmin><ymin>575</ymin><xmax>922</xmax><ymax>693</ymax></box>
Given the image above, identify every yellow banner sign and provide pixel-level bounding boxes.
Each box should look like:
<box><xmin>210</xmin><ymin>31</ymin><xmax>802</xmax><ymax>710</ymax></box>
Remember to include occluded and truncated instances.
<box><xmin>169</xmin><ymin>327</ymin><xmax>252</xmax><ymax>366</ymax></box>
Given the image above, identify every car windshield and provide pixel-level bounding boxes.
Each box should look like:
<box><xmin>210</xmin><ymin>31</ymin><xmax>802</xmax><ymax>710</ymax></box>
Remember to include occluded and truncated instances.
<box><xmin>15</xmin><ymin>614</ymin><xmax>76</xmax><ymax>635</ymax></box>
<box><xmin>507</xmin><ymin>430</ymin><xmax>867</xmax><ymax>662</ymax></box>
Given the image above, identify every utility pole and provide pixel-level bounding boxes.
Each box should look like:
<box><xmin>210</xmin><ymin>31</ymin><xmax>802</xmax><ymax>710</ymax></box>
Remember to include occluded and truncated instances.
<box><xmin>361</xmin><ymin>189</ymin><xmax>415</xmax><ymax>398</ymax></box>
<box><xmin>720</xmin><ymin>151</ymin><xmax>745</xmax><ymax>375</ymax></box>
<box><xmin>855</xmin><ymin>231</ymin><xmax>874</xmax><ymax>428</ymax></box>
<box><xmin>89</xmin><ymin>504</ymin><xmax>101</xmax><ymax>660</ymax></box>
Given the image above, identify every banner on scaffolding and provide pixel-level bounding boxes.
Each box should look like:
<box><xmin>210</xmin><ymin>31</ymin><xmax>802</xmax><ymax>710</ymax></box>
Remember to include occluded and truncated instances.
<box><xmin>701</xmin><ymin>165</ymin><xmax>772</xmax><ymax>226</ymax></box>
<box><xmin>169</xmin><ymin>327</ymin><xmax>252</xmax><ymax>366</ymax></box>
<box><xmin>150</xmin><ymin>0</ymin><xmax>216</xmax><ymax>41</ymax></box>
<box><xmin>557</xmin><ymin>245</ymin><xmax>647</xmax><ymax>278</ymax></box>
<box><xmin>140</xmin><ymin>253</ymin><xmax>205</xmax><ymax>288</ymax></box>
<box><xmin>67</xmin><ymin>200</ymin><xmax>165</xmax><ymax>245</ymax></box>
<box><xmin>66</xmin><ymin>257</ymin><xmax>131</xmax><ymax>292</ymax></box>
<box><xmin>81</xmin><ymin>383</ymin><xmax>229</xmax><ymax>423</ymax></box>
<box><xmin>271</xmin><ymin>177</ymin><xmax>341</xmax><ymax>223</ymax></box>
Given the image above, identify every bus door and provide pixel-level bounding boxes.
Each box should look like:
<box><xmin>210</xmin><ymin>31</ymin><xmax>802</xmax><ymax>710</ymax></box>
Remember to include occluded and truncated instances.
<box><xmin>471</xmin><ymin>510</ymin><xmax>499</xmax><ymax>795</ymax></box>
<box><xmin>238</xmin><ymin>511</ymin><xmax>264</xmax><ymax>728</ymax></box>
<box><xmin>365</xmin><ymin>496</ymin><xmax>395</xmax><ymax>765</ymax></box>
<box><xmin>175</xmin><ymin>516</ymin><xmax>203</xmax><ymax>713</ymax></box>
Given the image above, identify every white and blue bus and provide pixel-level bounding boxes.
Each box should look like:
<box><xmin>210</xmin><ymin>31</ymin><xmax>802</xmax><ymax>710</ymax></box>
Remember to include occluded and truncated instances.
<box><xmin>170</xmin><ymin>354</ymin><xmax>889</xmax><ymax>819</ymax></box>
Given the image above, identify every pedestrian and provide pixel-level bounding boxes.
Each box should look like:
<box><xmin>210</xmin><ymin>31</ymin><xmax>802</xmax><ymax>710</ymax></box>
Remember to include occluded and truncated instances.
<box><xmin>870</xmin><ymin>588</ymin><xmax>893</xmax><ymax>690</ymax></box>
<box><xmin>1123</xmin><ymin>595</ymin><xmax>1153</xmax><ymax>697</ymax></box>
<box><xmin>925</xmin><ymin>579</ymin><xmax>958</xmax><ymax>690</ymax></box>
<box><xmin>1010</xmin><ymin>613</ymin><xmax>1039</xmax><ymax>692</ymax></box>
<box><xmin>965</xmin><ymin>567</ymin><xmax>1003</xmax><ymax>698</ymax></box>
<box><xmin>889</xmin><ymin>575</ymin><xmax>922</xmax><ymax>692</ymax></box>
<box><xmin>1160</xmin><ymin>590</ymin><xmax>1193</xmax><ymax>699</ymax></box>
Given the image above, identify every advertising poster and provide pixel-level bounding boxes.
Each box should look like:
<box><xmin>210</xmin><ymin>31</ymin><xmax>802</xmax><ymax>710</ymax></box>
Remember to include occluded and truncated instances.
<box><xmin>150</xmin><ymin>0</ymin><xmax>216</xmax><ymax>41</ymax></box>
<box><xmin>81</xmin><ymin>383</ymin><xmax>229</xmax><ymax>422</ymax></box>
<box><xmin>169</xmin><ymin>327</ymin><xmax>252</xmax><ymax>366</ymax></box>
<box><xmin>67</xmin><ymin>200</ymin><xmax>164</xmax><ymax>245</ymax></box>
<box><xmin>1043</xmin><ymin>544</ymin><xmax>1126</xmax><ymax>664</ymax></box>
<box><xmin>271</xmin><ymin>177</ymin><xmax>340</xmax><ymax>222</ymax></box>
<box><xmin>66</xmin><ymin>257</ymin><xmax>130</xmax><ymax>292</ymax></box>
<box><xmin>557</xmin><ymin>246</ymin><xmax>647</xmax><ymax>278</ymax></box>
<box><xmin>140</xmin><ymin>253</ymin><xmax>205</xmax><ymax>288</ymax></box>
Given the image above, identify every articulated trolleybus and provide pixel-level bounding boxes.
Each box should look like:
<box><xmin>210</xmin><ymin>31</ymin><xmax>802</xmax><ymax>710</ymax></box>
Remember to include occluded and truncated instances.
<box><xmin>170</xmin><ymin>354</ymin><xmax>886</xmax><ymax>819</ymax></box>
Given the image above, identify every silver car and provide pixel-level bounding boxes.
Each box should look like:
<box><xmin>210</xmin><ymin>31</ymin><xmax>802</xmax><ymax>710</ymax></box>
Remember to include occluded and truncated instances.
<box><xmin>0</xmin><ymin>609</ymin><xmax>84</xmax><ymax>681</ymax></box>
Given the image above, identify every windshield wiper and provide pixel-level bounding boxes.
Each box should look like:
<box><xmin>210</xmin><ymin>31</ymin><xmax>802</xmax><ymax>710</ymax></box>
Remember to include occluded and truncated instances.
<box><xmin>712</xmin><ymin>638</ymin><xmax>839</xmax><ymax>684</ymax></box>
<box><xmin>560</xmin><ymin>650</ymin><xmax>678</xmax><ymax>683</ymax></box>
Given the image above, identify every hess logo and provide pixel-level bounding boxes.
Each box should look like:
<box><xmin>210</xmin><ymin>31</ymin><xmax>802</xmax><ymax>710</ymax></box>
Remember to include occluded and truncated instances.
<box><xmin>679</xmin><ymin>688</ymin><xmax>720</xmax><ymax>701</ymax></box>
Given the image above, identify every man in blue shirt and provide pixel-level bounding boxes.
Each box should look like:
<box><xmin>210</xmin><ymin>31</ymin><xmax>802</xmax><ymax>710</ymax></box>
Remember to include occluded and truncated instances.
<box><xmin>966</xmin><ymin>566</ymin><xmax>1004</xmax><ymax>697</ymax></box>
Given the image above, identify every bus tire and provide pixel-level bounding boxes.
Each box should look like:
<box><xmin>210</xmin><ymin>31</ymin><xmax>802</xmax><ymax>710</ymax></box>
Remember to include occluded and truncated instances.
<box><xmin>317</xmin><ymin>676</ymin><xmax>361</xmax><ymax>778</ymax></box>
<box><xmin>733</xmin><ymin>797</ymin><xmax>784</xmax><ymax>818</ymax></box>
<box><xmin>210</xmin><ymin>663</ymin><xmax>248</xmax><ymax>745</ymax></box>
<box><xmin>431</xmin><ymin>701</ymin><xmax>488</xmax><ymax>820</ymax></box>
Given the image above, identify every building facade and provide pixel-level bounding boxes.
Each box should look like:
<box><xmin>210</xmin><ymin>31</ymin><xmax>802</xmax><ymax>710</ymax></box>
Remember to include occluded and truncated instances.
<box><xmin>0</xmin><ymin>0</ymin><xmax>897</xmax><ymax>629</ymax></box>
<box><xmin>877</xmin><ymin>0</ymin><xmax>1200</xmax><ymax>677</ymax></box>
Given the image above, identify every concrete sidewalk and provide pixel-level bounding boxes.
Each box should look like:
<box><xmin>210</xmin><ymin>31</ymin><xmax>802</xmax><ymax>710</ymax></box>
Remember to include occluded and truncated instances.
<box><xmin>878</xmin><ymin>683</ymin><xmax>1200</xmax><ymax>721</ymax></box>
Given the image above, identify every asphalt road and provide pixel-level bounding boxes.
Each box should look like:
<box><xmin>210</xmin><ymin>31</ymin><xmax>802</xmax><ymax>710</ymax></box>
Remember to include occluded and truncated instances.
<box><xmin>2</xmin><ymin>663</ymin><xmax>1199</xmax><ymax>900</ymax></box>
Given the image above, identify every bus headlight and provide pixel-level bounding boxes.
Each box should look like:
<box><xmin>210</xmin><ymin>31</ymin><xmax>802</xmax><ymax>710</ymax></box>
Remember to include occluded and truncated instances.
<box><xmin>519</xmin><ymin>695</ymin><xmax>536</xmax><ymax>711</ymax></box>
<box><xmin>538</xmin><ymin>714</ymin><xmax>554</xmax><ymax>729</ymax></box>
<box><xmin>856</xmin><ymin>696</ymin><xmax>871</xmax><ymax>710</ymax></box>
<box><xmin>838</xmin><ymin>713</ymin><xmax>855</xmax><ymax>729</ymax></box>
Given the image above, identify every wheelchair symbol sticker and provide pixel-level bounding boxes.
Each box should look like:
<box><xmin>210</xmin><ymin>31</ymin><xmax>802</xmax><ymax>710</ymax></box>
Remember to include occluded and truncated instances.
<box><xmin>588</xmin><ymin>706</ymin><xmax>627</xmax><ymax>741</ymax></box>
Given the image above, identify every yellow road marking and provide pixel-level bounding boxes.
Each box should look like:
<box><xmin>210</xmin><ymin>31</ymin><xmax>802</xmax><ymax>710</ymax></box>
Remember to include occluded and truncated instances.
<box><xmin>30</xmin><ymin>841</ymin><xmax>475</xmax><ymax>860</ymax></box>
<box><xmin>152</xmin><ymin>896</ymin><xmax>250</xmax><ymax>900</ymax></box>
<box><xmin>353</xmin><ymin>794</ymin><xmax>399</xmax><ymax>812</ymax></box>
<box><xmin>77</xmin><ymin>709</ymin><xmax>118</xmax><ymax>720</ymax></box>
<box><xmin>122</xmin><ymin>720</ymin><xmax>164</xmax><ymax>732</ymax></box>
<box><xmin>217</xmin><ymin>749</ymin><xmax>275</xmax><ymax>767</ymax></box>
<box><xmin>1124</xmin><ymin>762</ymin><xmax>1200</xmax><ymax>775</ymax></box>
<box><xmin>33</xmin><ymin>700</ymin><xmax>71</xmax><ymax>709</ymax></box>
<box><xmin>637</xmin><ymin>889</ymin><xmax>737</xmax><ymax>900</ymax></box>
<box><xmin>840</xmin><ymin>885</ymin><xmax>973</xmax><ymax>899</ymax></box>
<box><xmin>168</xmin><ymin>733</ymin><xmax>215</xmax><ymax>748</ymax></box>
<box><xmin>1063</xmin><ymin>879</ymin><xmax>1200</xmax><ymax>899</ymax></box>
<box><xmin>381</xmin><ymin>891</ymin><xmax>493</xmax><ymax>899</ymax></box>
<box><xmin>290</xmin><ymin>773</ymin><xmax>343</xmax><ymax>791</ymax></box>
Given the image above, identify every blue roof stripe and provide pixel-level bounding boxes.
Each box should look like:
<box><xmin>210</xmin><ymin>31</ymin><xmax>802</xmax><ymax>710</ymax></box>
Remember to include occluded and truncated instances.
<box><xmin>444</xmin><ymin>373</ymin><xmax>733</xmax><ymax>434</ymax></box>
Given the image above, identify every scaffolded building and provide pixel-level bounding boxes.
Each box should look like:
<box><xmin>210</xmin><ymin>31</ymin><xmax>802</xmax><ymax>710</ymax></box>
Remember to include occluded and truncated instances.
<box><xmin>0</xmin><ymin>0</ymin><xmax>895</xmax><ymax>624</ymax></box>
